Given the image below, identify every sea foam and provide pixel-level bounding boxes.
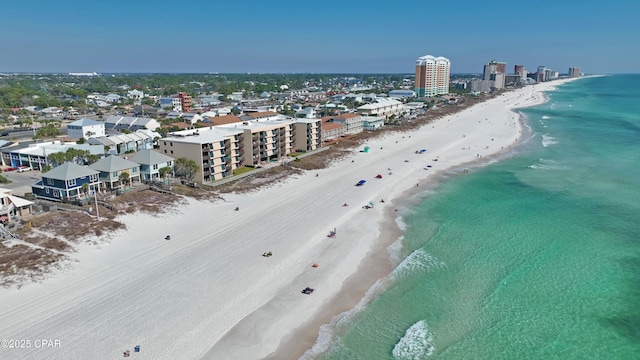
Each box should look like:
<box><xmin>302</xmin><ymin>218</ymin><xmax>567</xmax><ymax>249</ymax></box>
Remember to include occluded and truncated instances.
<box><xmin>542</xmin><ymin>115</ymin><xmax>550</xmax><ymax>119</ymax></box>
<box><xmin>302</xmin><ymin>277</ymin><xmax>391</xmax><ymax>359</ymax></box>
<box><xmin>392</xmin><ymin>320</ymin><xmax>435</xmax><ymax>359</ymax></box>
<box><xmin>387</xmin><ymin>236</ymin><xmax>404</xmax><ymax>265</ymax></box>
<box><xmin>541</xmin><ymin>134</ymin><xmax>558</xmax><ymax>147</ymax></box>
<box><xmin>392</xmin><ymin>248</ymin><xmax>444</xmax><ymax>279</ymax></box>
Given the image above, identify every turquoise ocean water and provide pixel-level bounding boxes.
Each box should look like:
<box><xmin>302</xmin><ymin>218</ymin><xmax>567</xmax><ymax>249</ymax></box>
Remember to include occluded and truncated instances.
<box><xmin>318</xmin><ymin>75</ymin><xmax>640</xmax><ymax>360</ymax></box>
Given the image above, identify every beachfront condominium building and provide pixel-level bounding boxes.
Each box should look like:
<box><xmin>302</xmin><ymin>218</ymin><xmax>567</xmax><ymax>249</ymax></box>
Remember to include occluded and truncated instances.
<box><xmin>414</xmin><ymin>55</ymin><xmax>450</xmax><ymax>97</ymax></box>
<box><xmin>536</xmin><ymin>66</ymin><xmax>548</xmax><ymax>82</ymax></box>
<box><xmin>569</xmin><ymin>67</ymin><xmax>581</xmax><ymax>77</ymax></box>
<box><xmin>483</xmin><ymin>60</ymin><xmax>507</xmax><ymax>89</ymax></box>
<box><xmin>158</xmin><ymin>127</ymin><xmax>242</xmax><ymax>182</ymax></box>
<box><xmin>293</xmin><ymin>119</ymin><xmax>322</xmax><ymax>152</ymax></box>
<box><xmin>514</xmin><ymin>65</ymin><xmax>527</xmax><ymax>80</ymax></box>
<box><xmin>159</xmin><ymin>118</ymin><xmax>321</xmax><ymax>182</ymax></box>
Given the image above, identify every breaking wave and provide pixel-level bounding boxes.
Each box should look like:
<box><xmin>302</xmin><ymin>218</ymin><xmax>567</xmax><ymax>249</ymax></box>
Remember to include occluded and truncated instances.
<box><xmin>392</xmin><ymin>320</ymin><xmax>435</xmax><ymax>359</ymax></box>
<box><xmin>541</xmin><ymin>134</ymin><xmax>558</xmax><ymax>147</ymax></box>
<box><xmin>542</xmin><ymin>115</ymin><xmax>550</xmax><ymax>119</ymax></box>
<box><xmin>302</xmin><ymin>276</ymin><xmax>391</xmax><ymax>359</ymax></box>
<box><xmin>392</xmin><ymin>248</ymin><xmax>444</xmax><ymax>279</ymax></box>
<box><xmin>528</xmin><ymin>158</ymin><xmax>569</xmax><ymax>170</ymax></box>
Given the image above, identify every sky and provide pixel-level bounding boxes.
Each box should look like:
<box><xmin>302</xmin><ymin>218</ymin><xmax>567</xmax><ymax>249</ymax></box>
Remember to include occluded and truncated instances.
<box><xmin>0</xmin><ymin>0</ymin><xmax>638</xmax><ymax>74</ymax></box>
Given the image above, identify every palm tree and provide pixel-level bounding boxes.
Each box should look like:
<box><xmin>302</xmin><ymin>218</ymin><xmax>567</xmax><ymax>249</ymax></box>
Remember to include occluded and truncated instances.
<box><xmin>118</xmin><ymin>171</ymin><xmax>130</xmax><ymax>188</ymax></box>
<box><xmin>81</xmin><ymin>183</ymin><xmax>90</xmax><ymax>200</ymax></box>
<box><xmin>158</xmin><ymin>166</ymin><xmax>172</xmax><ymax>179</ymax></box>
<box><xmin>174</xmin><ymin>158</ymin><xmax>198</xmax><ymax>181</ymax></box>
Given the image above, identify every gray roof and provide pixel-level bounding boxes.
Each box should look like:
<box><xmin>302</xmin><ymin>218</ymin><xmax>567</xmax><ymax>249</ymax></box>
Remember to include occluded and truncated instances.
<box><xmin>105</xmin><ymin>115</ymin><xmax>156</xmax><ymax>126</ymax></box>
<box><xmin>128</xmin><ymin>149</ymin><xmax>174</xmax><ymax>166</ymax></box>
<box><xmin>42</xmin><ymin>162</ymin><xmax>99</xmax><ymax>181</ymax></box>
<box><xmin>69</xmin><ymin>118</ymin><xmax>103</xmax><ymax>127</ymax></box>
<box><xmin>89</xmin><ymin>155</ymin><xmax>140</xmax><ymax>172</ymax></box>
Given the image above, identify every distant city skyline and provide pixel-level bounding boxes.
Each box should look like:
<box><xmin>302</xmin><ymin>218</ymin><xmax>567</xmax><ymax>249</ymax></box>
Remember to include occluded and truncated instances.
<box><xmin>1</xmin><ymin>0</ymin><xmax>637</xmax><ymax>74</ymax></box>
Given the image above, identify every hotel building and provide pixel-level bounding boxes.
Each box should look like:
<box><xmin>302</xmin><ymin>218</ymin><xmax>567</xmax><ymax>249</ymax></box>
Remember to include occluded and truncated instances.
<box><xmin>414</xmin><ymin>55</ymin><xmax>450</xmax><ymax>97</ymax></box>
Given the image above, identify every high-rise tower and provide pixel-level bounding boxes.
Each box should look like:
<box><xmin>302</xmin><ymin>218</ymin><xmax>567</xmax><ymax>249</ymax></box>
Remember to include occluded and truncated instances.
<box><xmin>415</xmin><ymin>55</ymin><xmax>451</xmax><ymax>97</ymax></box>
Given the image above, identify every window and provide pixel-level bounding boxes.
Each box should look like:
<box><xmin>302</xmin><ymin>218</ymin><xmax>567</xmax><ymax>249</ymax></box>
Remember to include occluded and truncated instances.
<box><xmin>68</xmin><ymin>179</ymin><xmax>76</xmax><ymax>187</ymax></box>
<box><xmin>167</xmin><ymin>161</ymin><xmax>172</xmax><ymax>166</ymax></box>
<box><xmin>112</xmin><ymin>172</ymin><xmax>118</xmax><ymax>177</ymax></box>
<box><xmin>153</xmin><ymin>164</ymin><xmax>158</xmax><ymax>170</ymax></box>
<box><xmin>132</xmin><ymin>167</ymin><xmax>137</xmax><ymax>173</ymax></box>
<box><xmin>47</xmin><ymin>178</ymin><xmax>55</xmax><ymax>185</ymax></box>
<box><xmin>45</xmin><ymin>188</ymin><xmax>49</xmax><ymax>194</ymax></box>
<box><xmin>164</xmin><ymin>150</ymin><xmax>167</xmax><ymax>154</ymax></box>
<box><xmin>53</xmin><ymin>190</ymin><xmax>60</xmax><ymax>198</ymax></box>
<box><xmin>170</xmin><ymin>142</ymin><xmax>173</xmax><ymax>146</ymax></box>
<box><xmin>170</xmin><ymin>150</ymin><xmax>173</xmax><ymax>154</ymax></box>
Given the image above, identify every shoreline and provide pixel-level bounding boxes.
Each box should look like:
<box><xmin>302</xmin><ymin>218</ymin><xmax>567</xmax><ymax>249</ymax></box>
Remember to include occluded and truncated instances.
<box><xmin>263</xmin><ymin>77</ymin><xmax>585</xmax><ymax>360</ymax></box>
<box><xmin>0</xmin><ymin>78</ymin><xmax>586</xmax><ymax>360</ymax></box>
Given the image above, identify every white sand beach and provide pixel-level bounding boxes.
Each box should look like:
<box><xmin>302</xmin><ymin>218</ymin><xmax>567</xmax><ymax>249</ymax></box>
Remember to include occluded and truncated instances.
<box><xmin>0</xmin><ymin>79</ymin><xmax>578</xmax><ymax>360</ymax></box>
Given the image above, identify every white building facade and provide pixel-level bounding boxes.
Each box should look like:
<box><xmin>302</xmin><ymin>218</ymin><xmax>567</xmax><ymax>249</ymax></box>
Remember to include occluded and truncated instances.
<box><xmin>67</xmin><ymin>118</ymin><xmax>106</xmax><ymax>139</ymax></box>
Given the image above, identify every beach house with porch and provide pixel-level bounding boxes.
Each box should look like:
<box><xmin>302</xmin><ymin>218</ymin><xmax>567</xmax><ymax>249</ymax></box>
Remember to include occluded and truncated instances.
<box><xmin>31</xmin><ymin>162</ymin><xmax>100</xmax><ymax>202</ymax></box>
<box><xmin>0</xmin><ymin>188</ymin><xmax>34</xmax><ymax>221</ymax></box>
<box><xmin>128</xmin><ymin>149</ymin><xmax>175</xmax><ymax>181</ymax></box>
<box><xmin>88</xmin><ymin>155</ymin><xmax>141</xmax><ymax>189</ymax></box>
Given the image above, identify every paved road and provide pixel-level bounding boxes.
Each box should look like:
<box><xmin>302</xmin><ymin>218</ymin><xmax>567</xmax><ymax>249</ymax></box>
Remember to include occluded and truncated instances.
<box><xmin>1</xmin><ymin>169</ymin><xmax>40</xmax><ymax>197</ymax></box>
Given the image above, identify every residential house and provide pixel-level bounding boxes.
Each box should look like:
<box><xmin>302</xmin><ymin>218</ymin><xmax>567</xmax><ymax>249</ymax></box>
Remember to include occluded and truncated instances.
<box><xmin>89</xmin><ymin>155</ymin><xmax>141</xmax><ymax>189</ymax></box>
<box><xmin>200</xmin><ymin>114</ymin><xmax>243</xmax><ymax>127</ymax></box>
<box><xmin>201</xmin><ymin>107</ymin><xmax>232</xmax><ymax>117</ymax></box>
<box><xmin>227</xmin><ymin>91</ymin><xmax>244</xmax><ymax>101</ymax></box>
<box><xmin>127</xmin><ymin>89</ymin><xmax>144</xmax><ymax>100</ymax></box>
<box><xmin>324</xmin><ymin>113</ymin><xmax>364</xmax><ymax>135</ymax></box>
<box><xmin>239</xmin><ymin>111</ymin><xmax>280</xmax><ymax>122</ymax></box>
<box><xmin>321</xmin><ymin>120</ymin><xmax>345</xmax><ymax>141</ymax></box>
<box><xmin>40</xmin><ymin>107</ymin><xmax>63</xmax><ymax>118</ymax></box>
<box><xmin>104</xmin><ymin>115</ymin><xmax>161</xmax><ymax>132</ymax></box>
<box><xmin>67</xmin><ymin>118</ymin><xmax>106</xmax><ymax>139</ymax></box>
<box><xmin>0</xmin><ymin>188</ymin><xmax>34</xmax><ymax>221</ymax></box>
<box><xmin>363</xmin><ymin>116</ymin><xmax>385</xmax><ymax>130</ymax></box>
<box><xmin>388</xmin><ymin>90</ymin><xmax>416</xmax><ymax>99</ymax></box>
<box><xmin>128</xmin><ymin>149</ymin><xmax>175</xmax><ymax>181</ymax></box>
<box><xmin>357</xmin><ymin>98</ymin><xmax>406</xmax><ymax>118</ymax></box>
<box><xmin>160</xmin><ymin>97</ymin><xmax>182</xmax><ymax>111</ymax></box>
<box><xmin>196</xmin><ymin>94</ymin><xmax>222</xmax><ymax>108</ymax></box>
<box><xmin>330</xmin><ymin>94</ymin><xmax>346</xmax><ymax>103</ymax></box>
<box><xmin>31</xmin><ymin>162</ymin><xmax>100</xmax><ymax>202</ymax></box>
<box><xmin>87</xmin><ymin>130</ymin><xmax>155</xmax><ymax>155</ymax></box>
<box><xmin>105</xmin><ymin>94</ymin><xmax>121</xmax><ymax>103</ymax></box>
<box><xmin>295</xmin><ymin>107</ymin><xmax>317</xmax><ymax>119</ymax></box>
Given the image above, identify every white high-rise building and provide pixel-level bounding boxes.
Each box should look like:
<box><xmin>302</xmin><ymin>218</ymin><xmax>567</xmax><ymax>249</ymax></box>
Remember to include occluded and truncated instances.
<box><xmin>414</xmin><ymin>55</ymin><xmax>450</xmax><ymax>97</ymax></box>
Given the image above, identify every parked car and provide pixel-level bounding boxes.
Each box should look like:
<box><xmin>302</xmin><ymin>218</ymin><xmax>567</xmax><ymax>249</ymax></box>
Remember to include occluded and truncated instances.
<box><xmin>4</xmin><ymin>167</ymin><xmax>16</xmax><ymax>172</ymax></box>
<box><xmin>17</xmin><ymin>166</ymin><xmax>32</xmax><ymax>173</ymax></box>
